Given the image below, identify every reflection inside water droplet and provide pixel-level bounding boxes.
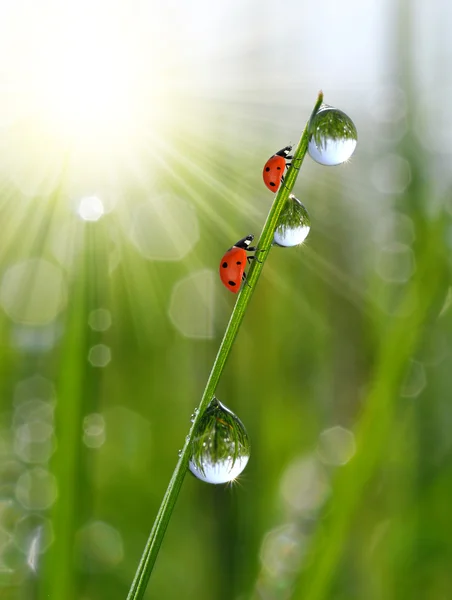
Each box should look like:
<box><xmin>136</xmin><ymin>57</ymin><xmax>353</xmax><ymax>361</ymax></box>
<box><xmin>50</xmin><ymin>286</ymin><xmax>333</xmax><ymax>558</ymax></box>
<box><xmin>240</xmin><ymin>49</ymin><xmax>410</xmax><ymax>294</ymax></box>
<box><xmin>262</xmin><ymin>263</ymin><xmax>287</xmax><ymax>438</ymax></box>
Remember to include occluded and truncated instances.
<box><xmin>308</xmin><ymin>105</ymin><xmax>357</xmax><ymax>166</ymax></box>
<box><xmin>189</xmin><ymin>398</ymin><xmax>250</xmax><ymax>484</ymax></box>
<box><xmin>274</xmin><ymin>195</ymin><xmax>311</xmax><ymax>247</ymax></box>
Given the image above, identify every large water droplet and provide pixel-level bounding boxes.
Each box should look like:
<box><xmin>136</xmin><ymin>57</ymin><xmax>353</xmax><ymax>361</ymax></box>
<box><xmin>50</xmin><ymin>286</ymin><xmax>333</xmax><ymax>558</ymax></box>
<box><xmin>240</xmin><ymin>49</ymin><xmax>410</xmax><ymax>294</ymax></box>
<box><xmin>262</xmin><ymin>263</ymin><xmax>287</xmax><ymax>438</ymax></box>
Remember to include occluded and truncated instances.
<box><xmin>274</xmin><ymin>195</ymin><xmax>311</xmax><ymax>247</ymax></box>
<box><xmin>308</xmin><ymin>104</ymin><xmax>357</xmax><ymax>166</ymax></box>
<box><xmin>189</xmin><ymin>398</ymin><xmax>250</xmax><ymax>484</ymax></box>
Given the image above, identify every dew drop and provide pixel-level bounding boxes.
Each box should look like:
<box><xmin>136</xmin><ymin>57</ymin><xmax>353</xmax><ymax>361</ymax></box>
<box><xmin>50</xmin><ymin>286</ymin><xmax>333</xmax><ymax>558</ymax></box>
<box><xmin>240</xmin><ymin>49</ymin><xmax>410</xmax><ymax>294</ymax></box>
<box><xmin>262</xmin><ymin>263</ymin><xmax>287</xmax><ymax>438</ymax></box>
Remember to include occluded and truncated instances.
<box><xmin>274</xmin><ymin>195</ymin><xmax>311</xmax><ymax>247</ymax></box>
<box><xmin>189</xmin><ymin>398</ymin><xmax>250</xmax><ymax>484</ymax></box>
<box><xmin>178</xmin><ymin>449</ymin><xmax>182</xmax><ymax>457</ymax></box>
<box><xmin>308</xmin><ymin>104</ymin><xmax>357</xmax><ymax>166</ymax></box>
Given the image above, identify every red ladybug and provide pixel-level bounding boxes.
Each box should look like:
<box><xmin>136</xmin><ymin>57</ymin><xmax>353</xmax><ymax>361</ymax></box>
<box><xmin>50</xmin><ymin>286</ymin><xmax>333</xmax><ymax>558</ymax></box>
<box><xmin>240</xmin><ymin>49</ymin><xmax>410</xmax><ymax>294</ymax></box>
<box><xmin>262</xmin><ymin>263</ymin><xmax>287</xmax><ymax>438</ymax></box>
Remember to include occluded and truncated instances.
<box><xmin>219</xmin><ymin>234</ymin><xmax>257</xmax><ymax>293</ymax></box>
<box><xmin>262</xmin><ymin>145</ymin><xmax>293</xmax><ymax>192</ymax></box>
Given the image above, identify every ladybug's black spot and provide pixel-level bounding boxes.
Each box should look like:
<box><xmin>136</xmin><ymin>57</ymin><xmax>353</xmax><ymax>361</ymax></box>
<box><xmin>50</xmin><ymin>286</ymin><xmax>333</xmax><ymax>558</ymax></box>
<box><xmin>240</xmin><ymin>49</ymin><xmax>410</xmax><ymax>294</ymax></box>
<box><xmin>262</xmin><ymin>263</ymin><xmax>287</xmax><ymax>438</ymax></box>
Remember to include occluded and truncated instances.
<box><xmin>265</xmin><ymin>167</ymin><xmax>270</xmax><ymax>172</ymax></box>
<box><xmin>236</xmin><ymin>261</ymin><xmax>242</xmax><ymax>265</ymax></box>
<box><xmin>222</xmin><ymin>262</ymin><xmax>228</xmax><ymax>268</ymax></box>
<box><xmin>276</xmin><ymin>166</ymin><xmax>281</xmax><ymax>170</ymax></box>
<box><xmin>228</xmin><ymin>281</ymin><xmax>236</xmax><ymax>287</ymax></box>
<box><xmin>270</xmin><ymin>182</ymin><xmax>276</xmax><ymax>187</ymax></box>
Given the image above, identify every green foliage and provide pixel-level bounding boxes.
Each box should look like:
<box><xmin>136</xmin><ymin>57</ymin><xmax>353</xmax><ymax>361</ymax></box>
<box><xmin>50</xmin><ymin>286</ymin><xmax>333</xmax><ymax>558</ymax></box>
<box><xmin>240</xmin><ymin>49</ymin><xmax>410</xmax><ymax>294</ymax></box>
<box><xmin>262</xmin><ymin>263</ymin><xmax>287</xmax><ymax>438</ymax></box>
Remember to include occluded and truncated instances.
<box><xmin>0</xmin><ymin>56</ymin><xmax>451</xmax><ymax>600</ymax></box>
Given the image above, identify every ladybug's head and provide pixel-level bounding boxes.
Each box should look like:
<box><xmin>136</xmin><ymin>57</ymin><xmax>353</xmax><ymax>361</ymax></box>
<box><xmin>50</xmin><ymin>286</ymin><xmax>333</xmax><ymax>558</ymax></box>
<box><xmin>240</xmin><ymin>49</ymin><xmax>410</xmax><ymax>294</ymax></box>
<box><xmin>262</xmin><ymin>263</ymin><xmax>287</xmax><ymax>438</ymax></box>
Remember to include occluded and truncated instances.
<box><xmin>276</xmin><ymin>145</ymin><xmax>293</xmax><ymax>158</ymax></box>
<box><xmin>234</xmin><ymin>234</ymin><xmax>254</xmax><ymax>249</ymax></box>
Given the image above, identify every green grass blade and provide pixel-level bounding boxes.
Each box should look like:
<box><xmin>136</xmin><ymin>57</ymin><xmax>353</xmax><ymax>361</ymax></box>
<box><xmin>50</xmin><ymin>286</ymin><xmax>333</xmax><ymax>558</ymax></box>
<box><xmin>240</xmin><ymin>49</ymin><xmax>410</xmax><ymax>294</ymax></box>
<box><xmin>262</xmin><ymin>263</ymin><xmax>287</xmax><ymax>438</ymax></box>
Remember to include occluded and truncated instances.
<box><xmin>126</xmin><ymin>91</ymin><xmax>325</xmax><ymax>600</ymax></box>
<box><xmin>38</xmin><ymin>259</ymin><xmax>88</xmax><ymax>600</ymax></box>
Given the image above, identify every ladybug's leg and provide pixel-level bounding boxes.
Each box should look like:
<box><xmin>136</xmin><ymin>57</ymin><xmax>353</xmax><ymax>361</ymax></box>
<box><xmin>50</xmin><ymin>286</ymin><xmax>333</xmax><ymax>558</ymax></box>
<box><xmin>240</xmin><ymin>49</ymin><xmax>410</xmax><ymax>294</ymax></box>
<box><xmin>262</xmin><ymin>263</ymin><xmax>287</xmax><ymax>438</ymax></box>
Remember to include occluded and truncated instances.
<box><xmin>281</xmin><ymin>174</ymin><xmax>291</xmax><ymax>192</ymax></box>
<box><xmin>247</xmin><ymin>256</ymin><xmax>263</xmax><ymax>265</ymax></box>
<box><xmin>285</xmin><ymin>158</ymin><xmax>300</xmax><ymax>172</ymax></box>
<box><xmin>285</xmin><ymin>155</ymin><xmax>303</xmax><ymax>171</ymax></box>
<box><xmin>241</xmin><ymin>272</ymin><xmax>252</xmax><ymax>289</ymax></box>
<box><xmin>290</xmin><ymin>156</ymin><xmax>303</xmax><ymax>171</ymax></box>
<box><xmin>281</xmin><ymin>155</ymin><xmax>293</xmax><ymax>165</ymax></box>
<box><xmin>247</xmin><ymin>249</ymin><xmax>265</xmax><ymax>264</ymax></box>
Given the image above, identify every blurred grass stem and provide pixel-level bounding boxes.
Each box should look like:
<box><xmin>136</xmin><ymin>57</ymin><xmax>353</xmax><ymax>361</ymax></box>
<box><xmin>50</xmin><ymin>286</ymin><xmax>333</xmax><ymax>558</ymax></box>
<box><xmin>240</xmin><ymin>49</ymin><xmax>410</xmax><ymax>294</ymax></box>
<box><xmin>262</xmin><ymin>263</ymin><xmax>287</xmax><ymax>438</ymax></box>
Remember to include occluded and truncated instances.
<box><xmin>126</xmin><ymin>91</ymin><xmax>324</xmax><ymax>600</ymax></box>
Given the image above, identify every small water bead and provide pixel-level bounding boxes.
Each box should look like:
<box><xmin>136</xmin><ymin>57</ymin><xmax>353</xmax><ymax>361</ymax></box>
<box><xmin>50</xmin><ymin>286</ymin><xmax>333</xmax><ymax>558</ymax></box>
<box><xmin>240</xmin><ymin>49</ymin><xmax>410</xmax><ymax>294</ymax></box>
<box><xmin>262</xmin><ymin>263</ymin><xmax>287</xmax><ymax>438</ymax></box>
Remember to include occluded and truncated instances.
<box><xmin>308</xmin><ymin>104</ymin><xmax>357</xmax><ymax>166</ymax></box>
<box><xmin>14</xmin><ymin>513</ymin><xmax>54</xmax><ymax>555</ymax></box>
<box><xmin>88</xmin><ymin>344</ymin><xmax>111</xmax><ymax>367</ymax></box>
<box><xmin>76</xmin><ymin>520</ymin><xmax>124</xmax><ymax>569</ymax></box>
<box><xmin>274</xmin><ymin>195</ymin><xmax>311</xmax><ymax>247</ymax></box>
<box><xmin>401</xmin><ymin>360</ymin><xmax>426</xmax><ymax>398</ymax></box>
<box><xmin>88</xmin><ymin>308</ymin><xmax>112</xmax><ymax>332</ymax></box>
<box><xmin>189</xmin><ymin>398</ymin><xmax>250</xmax><ymax>484</ymax></box>
<box><xmin>77</xmin><ymin>196</ymin><xmax>104</xmax><ymax>222</ymax></box>
<box><xmin>317</xmin><ymin>426</ymin><xmax>356</xmax><ymax>466</ymax></box>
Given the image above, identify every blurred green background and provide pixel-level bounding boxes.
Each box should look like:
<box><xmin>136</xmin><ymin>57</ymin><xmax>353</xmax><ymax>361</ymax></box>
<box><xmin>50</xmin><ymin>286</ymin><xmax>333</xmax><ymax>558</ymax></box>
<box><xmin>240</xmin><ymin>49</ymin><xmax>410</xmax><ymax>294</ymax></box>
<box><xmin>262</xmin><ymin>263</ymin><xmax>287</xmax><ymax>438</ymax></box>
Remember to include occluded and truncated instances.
<box><xmin>1</xmin><ymin>1</ymin><xmax>452</xmax><ymax>599</ymax></box>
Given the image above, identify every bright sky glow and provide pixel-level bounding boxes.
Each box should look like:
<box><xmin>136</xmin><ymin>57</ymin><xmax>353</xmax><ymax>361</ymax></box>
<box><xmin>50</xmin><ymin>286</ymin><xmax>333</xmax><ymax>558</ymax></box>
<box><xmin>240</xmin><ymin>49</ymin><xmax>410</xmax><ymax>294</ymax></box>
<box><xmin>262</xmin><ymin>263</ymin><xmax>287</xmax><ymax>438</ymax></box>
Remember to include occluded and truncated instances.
<box><xmin>0</xmin><ymin>0</ymin><xmax>389</xmax><ymax>205</ymax></box>
<box><xmin>0</xmin><ymin>0</ymin><xmax>167</xmax><ymax>194</ymax></box>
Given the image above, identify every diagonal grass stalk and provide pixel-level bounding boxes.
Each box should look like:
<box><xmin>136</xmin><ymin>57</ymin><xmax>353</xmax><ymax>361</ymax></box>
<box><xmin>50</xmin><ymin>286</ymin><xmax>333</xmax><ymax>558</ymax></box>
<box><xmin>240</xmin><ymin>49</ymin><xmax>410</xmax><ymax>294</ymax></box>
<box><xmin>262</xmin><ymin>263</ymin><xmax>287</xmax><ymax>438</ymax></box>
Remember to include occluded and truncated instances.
<box><xmin>126</xmin><ymin>91</ymin><xmax>324</xmax><ymax>600</ymax></box>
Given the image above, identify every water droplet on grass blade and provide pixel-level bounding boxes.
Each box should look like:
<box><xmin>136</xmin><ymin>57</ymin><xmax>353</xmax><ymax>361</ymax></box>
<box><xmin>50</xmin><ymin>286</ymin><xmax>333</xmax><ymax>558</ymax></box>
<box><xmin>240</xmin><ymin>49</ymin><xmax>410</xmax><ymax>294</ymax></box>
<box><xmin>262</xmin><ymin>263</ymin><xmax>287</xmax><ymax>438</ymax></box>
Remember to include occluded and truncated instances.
<box><xmin>189</xmin><ymin>398</ymin><xmax>250</xmax><ymax>484</ymax></box>
<box><xmin>274</xmin><ymin>195</ymin><xmax>311</xmax><ymax>247</ymax></box>
<box><xmin>308</xmin><ymin>104</ymin><xmax>357</xmax><ymax>166</ymax></box>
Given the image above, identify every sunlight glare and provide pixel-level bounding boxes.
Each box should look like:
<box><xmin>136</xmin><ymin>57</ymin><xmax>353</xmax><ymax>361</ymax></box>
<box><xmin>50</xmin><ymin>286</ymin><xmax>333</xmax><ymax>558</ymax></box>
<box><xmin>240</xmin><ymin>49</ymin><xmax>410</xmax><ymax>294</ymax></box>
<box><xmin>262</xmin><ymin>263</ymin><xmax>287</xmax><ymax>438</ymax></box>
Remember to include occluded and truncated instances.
<box><xmin>34</xmin><ymin>28</ymin><xmax>146</xmax><ymax>144</ymax></box>
<box><xmin>0</xmin><ymin>0</ymin><xmax>169</xmax><ymax>193</ymax></box>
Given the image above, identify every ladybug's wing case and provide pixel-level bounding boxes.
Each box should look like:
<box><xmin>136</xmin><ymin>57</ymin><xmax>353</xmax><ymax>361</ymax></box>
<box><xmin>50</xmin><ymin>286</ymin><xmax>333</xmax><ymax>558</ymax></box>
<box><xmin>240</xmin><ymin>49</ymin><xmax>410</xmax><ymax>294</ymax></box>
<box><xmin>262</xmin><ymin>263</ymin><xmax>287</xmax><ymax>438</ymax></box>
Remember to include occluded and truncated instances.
<box><xmin>262</xmin><ymin>155</ymin><xmax>286</xmax><ymax>192</ymax></box>
<box><xmin>219</xmin><ymin>248</ymin><xmax>247</xmax><ymax>293</ymax></box>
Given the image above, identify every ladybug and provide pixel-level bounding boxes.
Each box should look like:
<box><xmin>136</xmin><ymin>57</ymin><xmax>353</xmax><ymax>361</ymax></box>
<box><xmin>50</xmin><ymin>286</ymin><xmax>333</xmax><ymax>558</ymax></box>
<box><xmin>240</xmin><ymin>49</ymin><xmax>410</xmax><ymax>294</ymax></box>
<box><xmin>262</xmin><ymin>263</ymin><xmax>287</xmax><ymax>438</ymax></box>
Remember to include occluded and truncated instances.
<box><xmin>262</xmin><ymin>145</ymin><xmax>293</xmax><ymax>192</ymax></box>
<box><xmin>219</xmin><ymin>234</ymin><xmax>257</xmax><ymax>293</ymax></box>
